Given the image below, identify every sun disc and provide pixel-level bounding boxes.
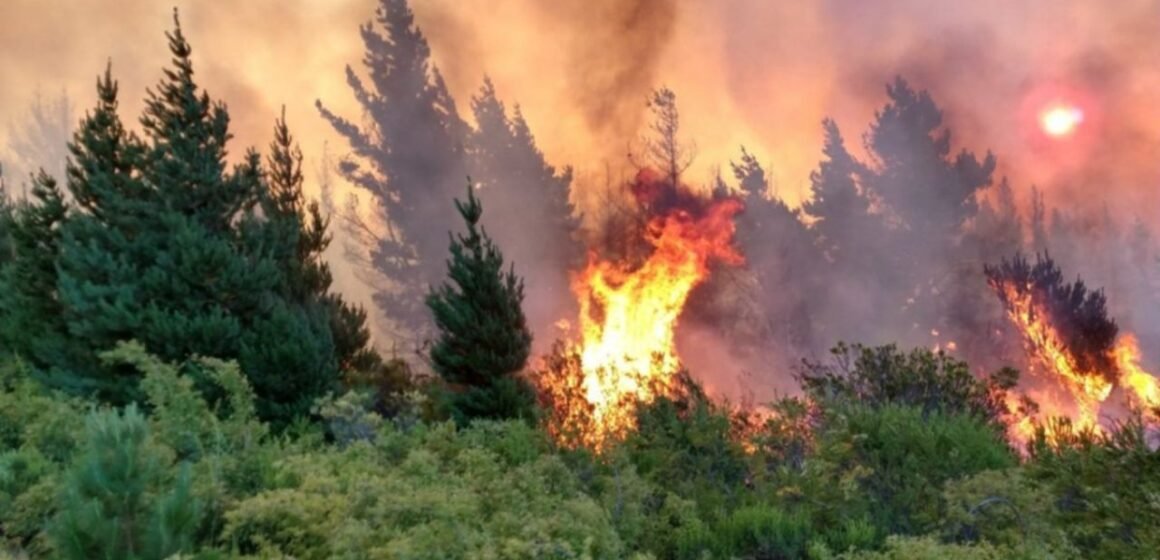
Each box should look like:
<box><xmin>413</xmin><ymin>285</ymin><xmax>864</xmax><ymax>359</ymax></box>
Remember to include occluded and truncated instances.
<box><xmin>1040</xmin><ymin>104</ymin><xmax>1084</xmax><ymax>137</ymax></box>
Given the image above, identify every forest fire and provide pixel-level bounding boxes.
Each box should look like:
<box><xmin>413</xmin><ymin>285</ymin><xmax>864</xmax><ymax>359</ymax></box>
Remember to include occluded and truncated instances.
<box><xmin>987</xmin><ymin>255</ymin><xmax>1160</xmax><ymax>444</ymax></box>
<box><xmin>539</xmin><ymin>170</ymin><xmax>744</xmax><ymax>448</ymax></box>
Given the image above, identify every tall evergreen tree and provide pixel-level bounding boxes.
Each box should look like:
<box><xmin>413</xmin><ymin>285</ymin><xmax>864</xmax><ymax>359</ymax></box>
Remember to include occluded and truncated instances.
<box><xmin>800</xmin><ymin>119</ymin><xmax>901</xmax><ymax>345</ymax></box>
<box><xmin>728</xmin><ymin>148</ymin><xmax>820</xmax><ymax>351</ymax></box>
<box><xmin>862</xmin><ymin>78</ymin><xmax>996</xmax><ymax>348</ymax></box>
<box><xmin>317</xmin><ymin>0</ymin><xmax>469</xmax><ymax>346</ymax></box>
<box><xmin>426</xmin><ymin>182</ymin><xmax>535</xmax><ymax>424</ymax></box>
<box><xmin>801</xmin><ymin>119</ymin><xmax>884</xmax><ymax>266</ymax></box>
<box><xmin>0</xmin><ymin>13</ymin><xmax>381</xmax><ymax>426</ymax></box>
<box><xmin>467</xmin><ymin>79</ymin><xmax>581</xmax><ymax>339</ymax></box>
<box><xmin>0</xmin><ymin>172</ymin><xmax>74</xmax><ymax>371</ymax></box>
<box><xmin>636</xmin><ymin>87</ymin><xmax>694</xmax><ymax>187</ymax></box>
<box><xmin>971</xmin><ymin>177</ymin><xmax>1024</xmax><ymax>262</ymax></box>
<box><xmin>0</xmin><ymin>164</ymin><xmax>12</xmax><ymax>267</ymax></box>
<box><xmin>862</xmin><ymin>77</ymin><xmax>996</xmax><ymax>243</ymax></box>
<box><xmin>261</xmin><ymin>110</ymin><xmax>382</xmax><ymax>377</ymax></box>
<box><xmin>1029</xmin><ymin>185</ymin><xmax>1049</xmax><ymax>252</ymax></box>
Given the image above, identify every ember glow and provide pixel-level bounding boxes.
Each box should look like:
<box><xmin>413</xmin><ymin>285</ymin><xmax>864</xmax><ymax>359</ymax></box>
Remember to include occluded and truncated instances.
<box><xmin>542</xmin><ymin>170</ymin><xmax>744</xmax><ymax>448</ymax></box>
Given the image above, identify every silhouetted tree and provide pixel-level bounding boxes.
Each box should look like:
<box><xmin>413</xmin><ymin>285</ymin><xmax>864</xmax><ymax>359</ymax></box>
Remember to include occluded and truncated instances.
<box><xmin>635</xmin><ymin>87</ymin><xmax>695</xmax><ymax>187</ymax></box>
<box><xmin>971</xmin><ymin>178</ymin><xmax>1023</xmax><ymax>261</ymax></box>
<box><xmin>426</xmin><ymin>183</ymin><xmax>535</xmax><ymax>424</ymax></box>
<box><xmin>862</xmin><ymin>77</ymin><xmax>996</xmax><ymax>243</ymax></box>
<box><xmin>692</xmin><ymin>148</ymin><xmax>820</xmax><ymax>352</ymax></box>
<box><xmin>1</xmin><ymin>90</ymin><xmax>73</xmax><ymax>192</ymax></box>
<box><xmin>467</xmin><ymin>79</ymin><xmax>581</xmax><ymax>339</ymax></box>
<box><xmin>317</xmin><ymin>0</ymin><xmax>469</xmax><ymax>346</ymax></box>
<box><xmin>802</xmin><ymin>119</ymin><xmax>884</xmax><ymax>266</ymax></box>
<box><xmin>1029</xmin><ymin>185</ymin><xmax>1049</xmax><ymax>253</ymax></box>
<box><xmin>801</xmin><ymin>119</ymin><xmax>895</xmax><ymax>344</ymax></box>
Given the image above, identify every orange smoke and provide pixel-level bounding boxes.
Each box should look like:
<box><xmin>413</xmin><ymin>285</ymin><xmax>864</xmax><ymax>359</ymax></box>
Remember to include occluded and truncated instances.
<box><xmin>539</xmin><ymin>170</ymin><xmax>744</xmax><ymax>448</ymax></box>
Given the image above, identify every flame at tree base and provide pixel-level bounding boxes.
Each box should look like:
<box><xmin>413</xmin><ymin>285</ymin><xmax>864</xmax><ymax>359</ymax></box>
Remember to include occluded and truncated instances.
<box><xmin>987</xmin><ymin>255</ymin><xmax>1160</xmax><ymax>446</ymax></box>
<box><xmin>537</xmin><ymin>170</ymin><xmax>744</xmax><ymax>449</ymax></box>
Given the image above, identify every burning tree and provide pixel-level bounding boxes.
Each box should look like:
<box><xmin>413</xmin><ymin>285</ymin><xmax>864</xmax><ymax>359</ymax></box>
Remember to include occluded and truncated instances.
<box><xmin>986</xmin><ymin>252</ymin><xmax>1160</xmax><ymax>437</ymax></box>
<box><xmin>986</xmin><ymin>252</ymin><xmax>1120</xmax><ymax>387</ymax></box>
<box><xmin>536</xmin><ymin>168</ymin><xmax>744</xmax><ymax>448</ymax></box>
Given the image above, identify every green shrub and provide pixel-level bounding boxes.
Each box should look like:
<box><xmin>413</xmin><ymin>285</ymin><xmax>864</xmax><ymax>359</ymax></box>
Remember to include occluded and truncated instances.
<box><xmin>801</xmin><ymin>343</ymin><xmax>1018</xmax><ymax>435</ymax></box>
<box><xmin>1025</xmin><ymin>415</ymin><xmax>1160</xmax><ymax>558</ymax></box>
<box><xmin>224</xmin><ymin>420</ymin><xmax>623</xmax><ymax>559</ymax></box>
<box><xmin>804</xmin><ymin>404</ymin><xmax>1016</xmax><ymax>542</ymax></box>
<box><xmin>51</xmin><ymin>405</ymin><xmax>201</xmax><ymax>560</ymax></box>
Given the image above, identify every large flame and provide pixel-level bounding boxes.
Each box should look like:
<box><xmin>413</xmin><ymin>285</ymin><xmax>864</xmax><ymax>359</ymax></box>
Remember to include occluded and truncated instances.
<box><xmin>992</xmin><ymin>281</ymin><xmax>1160</xmax><ymax>445</ymax></box>
<box><xmin>541</xmin><ymin>170</ymin><xmax>744</xmax><ymax>448</ymax></box>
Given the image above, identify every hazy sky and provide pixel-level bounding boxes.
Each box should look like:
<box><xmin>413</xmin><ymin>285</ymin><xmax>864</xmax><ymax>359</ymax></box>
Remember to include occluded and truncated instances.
<box><xmin>2</xmin><ymin>0</ymin><xmax>1158</xmax><ymax>216</ymax></box>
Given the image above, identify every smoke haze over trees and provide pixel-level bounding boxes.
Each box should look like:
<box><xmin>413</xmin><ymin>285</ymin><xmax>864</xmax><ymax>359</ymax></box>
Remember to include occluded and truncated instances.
<box><xmin>1</xmin><ymin>2</ymin><xmax>1160</xmax><ymax>559</ymax></box>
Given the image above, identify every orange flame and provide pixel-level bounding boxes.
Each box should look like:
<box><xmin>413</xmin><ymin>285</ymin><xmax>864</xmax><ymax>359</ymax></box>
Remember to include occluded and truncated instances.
<box><xmin>994</xmin><ymin>282</ymin><xmax>1160</xmax><ymax>446</ymax></box>
<box><xmin>541</xmin><ymin>171</ymin><xmax>744</xmax><ymax>448</ymax></box>
<box><xmin>1112</xmin><ymin>334</ymin><xmax>1160</xmax><ymax>411</ymax></box>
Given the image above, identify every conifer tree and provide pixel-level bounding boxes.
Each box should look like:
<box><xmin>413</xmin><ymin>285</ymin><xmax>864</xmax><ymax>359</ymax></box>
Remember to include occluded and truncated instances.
<box><xmin>0</xmin><ymin>172</ymin><xmax>73</xmax><ymax>372</ymax></box>
<box><xmin>51</xmin><ymin>405</ymin><xmax>200</xmax><ymax>560</ymax></box>
<box><xmin>0</xmin><ymin>13</ymin><xmax>379</xmax><ymax>426</ymax></box>
<box><xmin>0</xmin><ymin>164</ymin><xmax>12</xmax><ymax>267</ymax></box>
<box><xmin>985</xmin><ymin>252</ymin><xmax>1120</xmax><ymax>384</ymax></box>
<box><xmin>261</xmin><ymin>110</ymin><xmax>383</xmax><ymax>378</ymax></box>
<box><xmin>728</xmin><ymin>148</ymin><xmax>820</xmax><ymax>349</ymax></box>
<box><xmin>317</xmin><ymin>0</ymin><xmax>469</xmax><ymax>344</ymax></box>
<box><xmin>862</xmin><ymin>77</ymin><xmax>996</xmax><ymax>244</ymax></box>
<box><xmin>426</xmin><ymin>182</ymin><xmax>535</xmax><ymax>424</ymax></box>
<box><xmin>467</xmin><ymin>79</ymin><xmax>581</xmax><ymax>337</ymax></box>
<box><xmin>801</xmin><ymin>119</ymin><xmax>882</xmax><ymax>263</ymax></box>
<box><xmin>971</xmin><ymin>177</ymin><xmax>1024</xmax><ymax>262</ymax></box>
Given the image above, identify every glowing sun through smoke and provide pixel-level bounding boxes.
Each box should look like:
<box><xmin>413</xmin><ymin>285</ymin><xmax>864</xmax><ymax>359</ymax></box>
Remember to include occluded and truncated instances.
<box><xmin>1039</xmin><ymin>103</ymin><xmax>1084</xmax><ymax>138</ymax></box>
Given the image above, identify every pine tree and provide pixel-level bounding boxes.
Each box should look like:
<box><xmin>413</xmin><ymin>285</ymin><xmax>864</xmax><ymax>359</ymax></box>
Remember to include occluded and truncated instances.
<box><xmin>801</xmin><ymin>119</ymin><xmax>900</xmax><ymax>345</ymax></box>
<box><xmin>985</xmin><ymin>252</ymin><xmax>1120</xmax><ymax>385</ymax></box>
<box><xmin>426</xmin><ymin>182</ymin><xmax>535</xmax><ymax>424</ymax></box>
<box><xmin>0</xmin><ymin>13</ymin><xmax>371</xmax><ymax>426</ymax></box>
<box><xmin>971</xmin><ymin>177</ymin><xmax>1023</xmax><ymax>262</ymax></box>
<box><xmin>467</xmin><ymin>79</ymin><xmax>581</xmax><ymax>338</ymax></box>
<box><xmin>261</xmin><ymin>109</ymin><xmax>382</xmax><ymax>377</ymax></box>
<box><xmin>728</xmin><ymin>148</ymin><xmax>820</xmax><ymax>350</ymax></box>
<box><xmin>51</xmin><ymin>405</ymin><xmax>200</xmax><ymax>560</ymax></box>
<box><xmin>0</xmin><ymin>164</ymin><xmax>13</xmax><ymax>267</ymax></box>
<box><xmin>801</xmin><ymin>119</ymin><xmax>884</xmax><ymax>265</ymax></box>
<box><xmin>317</xmin><ymin>0</ymin><xmax>469</xmax><ymax>345</ymax></box>
<box><xmin>1029</xmin><ymin>185</ymin><xmax>1049</xmax><ymax>252</ymax></box>
<box><xmin>862</xmin><ymin>77</ymin><xmax>996</xmax><ymax>243</ymax></box>
<box><xmin>0</xmin><ymin>172</ymin><xmax>74</xmax><ymax>372</ymax></box>
<box><xmin>635</xmin><ymin>87</ymin><xmax>694</xmax><ymax>187</ymax></box>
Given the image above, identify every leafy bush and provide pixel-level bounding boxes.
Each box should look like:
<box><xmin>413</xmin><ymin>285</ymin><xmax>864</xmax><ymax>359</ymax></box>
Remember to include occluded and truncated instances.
<box><xmin>223</xmin><ymin>421</ymin><xmax>625</xmax><ymax>559</ymax></box>
<box><xmin>1025</xmin><ymin>415</ymin><xmax>1160</xmax><ymax>558</ymax></box>
<box><xmin>801</xmin><ymin>404</ymin><xmax>1016</xmax><ymax>542</ymax></box>
<box><xmin>800</xmin><ymin>343</ymin><xmax>1018</xmax><ymax>434</ymax></box>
